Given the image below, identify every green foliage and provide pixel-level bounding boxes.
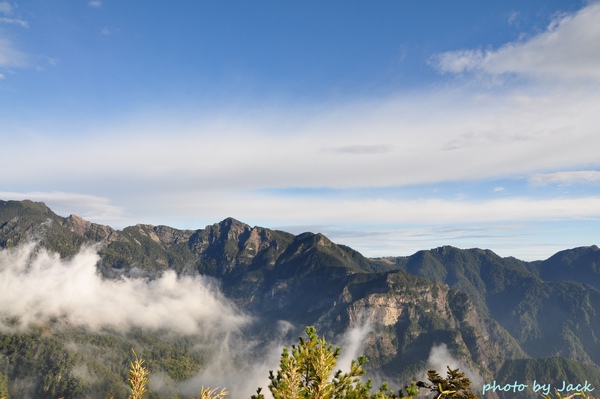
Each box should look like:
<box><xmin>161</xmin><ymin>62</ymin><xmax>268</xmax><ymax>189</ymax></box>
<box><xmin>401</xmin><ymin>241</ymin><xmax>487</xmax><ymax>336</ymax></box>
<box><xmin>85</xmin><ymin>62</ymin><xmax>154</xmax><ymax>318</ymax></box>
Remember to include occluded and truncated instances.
<box><xmin>251</xmin><ymin>326</ymin><xmax>419</xmax><ymax>399</ymax></box>
<box><xmin>417</xmin><ymin>366</ymin><xmax>479</xmax><ymax>399</ymax></box>
<box><xmin>0</xmin><ymin>325</ymin><xmax>482</xmax><ymax>399</ymax></box>
<box><xmin>0</xmin><ymin>328</ymin><xmax>87</xmax><ymax>398</ymax></box>
<box><xmin>0</xmin><ymin>326</ymin><xmax>208</xmax><ymax>399</ymax></box>
<box><xmin>264</xmin><ymin>326</ymin><xmax>365</xmax><ymax>399</ymax></box>
<box><xmin>0</xmin><ymin>372</ymin><xmax>8</xmax><ymax>399</ymax></box>
<box><xmin>0</xmin><ymin>200</ymin><xmax>86</xmax><ymax>257</ymax></box>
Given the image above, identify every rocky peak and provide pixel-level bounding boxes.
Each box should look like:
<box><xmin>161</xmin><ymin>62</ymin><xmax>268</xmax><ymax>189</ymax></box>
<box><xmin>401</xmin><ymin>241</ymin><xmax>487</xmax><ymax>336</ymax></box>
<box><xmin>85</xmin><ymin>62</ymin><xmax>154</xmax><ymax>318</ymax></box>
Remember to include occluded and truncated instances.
<box><xmin>65</xmin><ymin>214</ymin><xmax>93</xmax><ymax>235</ymax></box>
<box><xmin>63</xmin><ymin>214</ymin><xmax>115</xmax><ymax>241</ymax></box>
<box><xmin>216</xmin><ymin>217</ymin><xmax>252</xmax><ymax>240</ymax></box>
<box><xmin>187</xmin><ymin>218</ymin><xmax>291</xmax><ymax>276</ymax></box>
<box><xmin>152</xmin><ymin>225</ymin><xmax>194</xmax><ymax>244</ymax></box>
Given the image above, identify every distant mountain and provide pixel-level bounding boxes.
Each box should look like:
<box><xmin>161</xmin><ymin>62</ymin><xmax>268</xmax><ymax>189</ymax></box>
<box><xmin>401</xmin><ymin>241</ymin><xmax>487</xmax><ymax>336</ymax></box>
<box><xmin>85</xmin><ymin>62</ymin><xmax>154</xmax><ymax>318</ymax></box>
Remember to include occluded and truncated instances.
<box><xmin>387</xmin><ymin>246</ymin><xmax>600</xmax><ymax>366</ymax></box>
<box><xmin>1</xmin><ymin>199</ymin><xmax>600</xmax><ymax>399</ymax></box>
<box><xmin>531</xmin><ymin>246</ymin><xmax>600</xmax><ymax>289</ymax></box>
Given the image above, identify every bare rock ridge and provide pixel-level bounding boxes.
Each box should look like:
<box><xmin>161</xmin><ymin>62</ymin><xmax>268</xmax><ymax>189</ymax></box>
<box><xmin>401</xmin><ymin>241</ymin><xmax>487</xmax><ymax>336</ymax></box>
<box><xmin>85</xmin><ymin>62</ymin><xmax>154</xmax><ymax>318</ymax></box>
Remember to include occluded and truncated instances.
<box><xmin>63</xmin><ymin>214</ymin><xmax>116</xmax><ymax>241</ymax></box>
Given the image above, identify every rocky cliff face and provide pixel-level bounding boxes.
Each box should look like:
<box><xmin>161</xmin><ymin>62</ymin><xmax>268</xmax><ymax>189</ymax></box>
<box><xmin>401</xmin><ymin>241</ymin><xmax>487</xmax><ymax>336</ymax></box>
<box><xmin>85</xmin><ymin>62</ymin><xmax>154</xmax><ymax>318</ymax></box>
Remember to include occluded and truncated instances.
<box><xmin>62</xmin><ymin>214</ymin><xmax>116</xmax><ymax>241</ymax></box>
<box><xmin>310</xmin><ymin>269</ymin><xmax>524</xmax><ymax>388</ymax></box>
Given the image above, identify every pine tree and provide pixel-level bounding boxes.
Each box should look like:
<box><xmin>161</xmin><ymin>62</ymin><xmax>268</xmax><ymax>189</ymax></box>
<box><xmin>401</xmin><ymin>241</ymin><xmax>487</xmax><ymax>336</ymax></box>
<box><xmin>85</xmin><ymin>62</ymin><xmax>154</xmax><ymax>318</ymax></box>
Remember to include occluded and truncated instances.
<box><xmin>251</xmin><ymin>326</ymin><xmax>419</xmax><ymax>399</ymax></box>
<box><xmin>416</xmin><ymin>366</ymin><xmax>478</xmax><ymax>399</ymax></box>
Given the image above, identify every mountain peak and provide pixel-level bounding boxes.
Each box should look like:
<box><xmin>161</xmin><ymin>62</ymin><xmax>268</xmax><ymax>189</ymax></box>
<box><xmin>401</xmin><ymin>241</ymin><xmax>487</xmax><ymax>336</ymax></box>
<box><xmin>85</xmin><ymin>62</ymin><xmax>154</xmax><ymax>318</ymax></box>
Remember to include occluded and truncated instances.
<box><xmin>218</xmin><ymin>217</ymin><xmax>250</xmax><ymax>229</ymax></box>
<box><xmin>0</xmin><ymin>199</ymin><xmax>53</xmax><ymax>215</ymax></box>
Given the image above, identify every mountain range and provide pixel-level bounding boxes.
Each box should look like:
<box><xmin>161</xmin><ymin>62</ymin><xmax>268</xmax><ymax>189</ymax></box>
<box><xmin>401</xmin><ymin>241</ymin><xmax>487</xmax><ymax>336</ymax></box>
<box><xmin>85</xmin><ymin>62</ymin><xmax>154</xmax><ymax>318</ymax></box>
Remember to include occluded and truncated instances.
<box><xmin>1</xmin><ymin>199</ymin><xmax>600</xmax><ymax>399</ymax></box>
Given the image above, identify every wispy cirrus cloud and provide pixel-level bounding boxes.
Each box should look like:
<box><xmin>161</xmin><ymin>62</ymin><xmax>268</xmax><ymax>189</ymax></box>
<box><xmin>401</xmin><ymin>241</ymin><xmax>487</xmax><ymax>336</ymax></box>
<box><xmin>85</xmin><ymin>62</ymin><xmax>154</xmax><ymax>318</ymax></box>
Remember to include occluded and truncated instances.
<box><xmin>432</xmin><ymin>2</ymin><xmax>600</xmax><ymax>81</ymax></box>
<box><xmin>507</xmin><ymin>11</ymin><xmax>521</xmax><ymax>27</ymax></box>
<box><xmin>0</xmin><ymin>37</ymin><xmax>27</xmax><ymax>67</ymax></box>
<box><xmin>0</xmin><ymin>1</ymin><xmax>12</xmax><ymax>15</ymax></box>
<box><xmin>0</xmin><ymin>1</ymin><xmax>28</xmax><ymax>28</ymax></box>
<box><xmin>0</xmin><ymin>1</ymin><xmax>29</xmax><ymax>71</ymax></box>
<box><xmin>0</xmin><ymin>17</ymin><xmax>28</xmax><ymax>28</ymax></box>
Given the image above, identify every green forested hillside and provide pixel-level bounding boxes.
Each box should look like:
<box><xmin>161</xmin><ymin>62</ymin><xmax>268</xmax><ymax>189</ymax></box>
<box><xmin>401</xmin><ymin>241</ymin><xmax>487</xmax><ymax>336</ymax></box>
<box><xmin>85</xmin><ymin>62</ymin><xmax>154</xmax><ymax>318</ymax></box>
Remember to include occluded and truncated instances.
<box><xmin>1</xmin><ymin>200</ymin><xmax>600</xmax><ymax>399</ymax></box>
<box><xmin>389</xmin><ymin>246</ymin><xmax>600</xmax><ymax>367</ymax></box>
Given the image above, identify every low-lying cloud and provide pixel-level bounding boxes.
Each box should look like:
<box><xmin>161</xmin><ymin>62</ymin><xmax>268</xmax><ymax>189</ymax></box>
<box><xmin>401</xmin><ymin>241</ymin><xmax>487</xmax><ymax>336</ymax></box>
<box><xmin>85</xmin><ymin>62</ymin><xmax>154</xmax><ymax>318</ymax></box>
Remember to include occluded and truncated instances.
<box><xmin>0</xmin><ymin>242</ymin><xmax>249</xmax><ymax>335</ymax></box>
<box><xmin>426</xmin><ymin>343</ymin><xmax>483</xmax><ymax>390</ymax></box>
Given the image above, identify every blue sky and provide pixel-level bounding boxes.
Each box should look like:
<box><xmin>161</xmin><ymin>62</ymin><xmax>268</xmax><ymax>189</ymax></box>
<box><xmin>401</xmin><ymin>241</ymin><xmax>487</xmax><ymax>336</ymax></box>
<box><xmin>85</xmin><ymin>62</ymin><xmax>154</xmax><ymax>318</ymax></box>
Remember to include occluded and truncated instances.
<box><xmin>1</xmin><ymin>0</ymin><xmax>600</xmax><ymax>261</ymax></box>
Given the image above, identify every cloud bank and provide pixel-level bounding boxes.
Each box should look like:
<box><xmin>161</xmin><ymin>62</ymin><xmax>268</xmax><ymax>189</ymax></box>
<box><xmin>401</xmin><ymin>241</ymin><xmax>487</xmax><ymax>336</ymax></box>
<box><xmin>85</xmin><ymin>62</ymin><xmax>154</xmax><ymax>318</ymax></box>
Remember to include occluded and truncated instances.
<box><xmin>3</xmin><ymin>82</ymin><xmax>598</xmax><ymax>195</ymax></box>
<box><xmin>0</xmin><ymin>242</ymin><xmax>249</xmax><ymax>335</ymax></box>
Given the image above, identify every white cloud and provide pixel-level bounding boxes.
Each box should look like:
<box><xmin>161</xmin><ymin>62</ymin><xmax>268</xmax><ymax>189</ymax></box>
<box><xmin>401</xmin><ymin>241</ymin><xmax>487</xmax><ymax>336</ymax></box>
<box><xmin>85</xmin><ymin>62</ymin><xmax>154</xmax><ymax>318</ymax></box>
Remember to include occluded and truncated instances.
<box><xmin>433</xmin><ymin>2</ymin><xmax>600</xmax><ymax>81</ymax></box>
<box><xmin>507</xmin><ymin>11</ymin><xmax>521</xmax><ymax>27</ymax></box>
<box><xmin>0</xmin><ymin>37</ymin><xmax>27</xmax><ymax>67</ymax></box>
<box><xmin>0</xmin><ymin>242</ymin><xmax>250</xmax><ymax>335</ymax></box>
<box><xmin>0</xmin><ymin>17</ymin><xmax>28</xmax><ymax>28</ymax></box>
<box><xmin>323</xmin><ymin>144</ymin><xmax>394</xmax><ymax>155</ymax></box>
<box><xmin>530</xmin><ymin>170</ymin><xmax>600</xmax><ymax>186</ymax></box>
<box><xmin>88</xmin><ymin>0</ymin><xmax>102</xmax><ymax>8</ymax></box>
<box><xmin>435</xmin><ymin>49</ymin><xmax>486</xmax><ymax>75</ymax></box>
<box><xmin>167</xmin><ymin>193</ymin><xmax>600</xmax><ymax>226</ymax></box>
<box><xmin>426</xmin><ymin>344</ymin><xmax>483</xmax><ymax>390</ymax></box>
<box><xmin>0</xmin><ymin>1</ymin><xmax>12</xmax><ymax>15</ymax></box>
<box><xmin>3</xmin><ymin>82</ymin><xmax>599</xmax><ymax>193</ymax></box>
<box><xmin>0</xmin><ymin>2</ymin><xmax>28</xmax><ymax>28</ymax></box>
<box><xmin>336</xmin><ymin>321</ymin><xmax>372</xmax><ymax>373</ymax></box>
